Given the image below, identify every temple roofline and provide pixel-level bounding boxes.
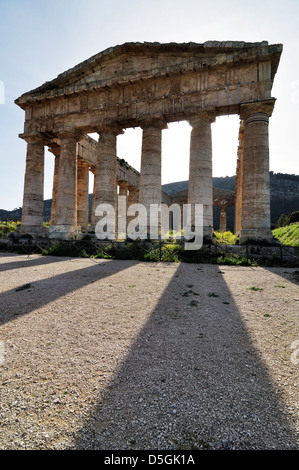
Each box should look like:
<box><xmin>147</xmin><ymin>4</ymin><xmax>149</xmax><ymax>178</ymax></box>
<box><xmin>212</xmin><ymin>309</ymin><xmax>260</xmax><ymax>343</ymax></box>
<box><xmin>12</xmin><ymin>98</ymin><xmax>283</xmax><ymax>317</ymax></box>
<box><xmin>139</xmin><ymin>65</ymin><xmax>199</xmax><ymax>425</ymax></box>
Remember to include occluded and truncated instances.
<box><xmin>15</xmin><ymin>41</ymin><xmax>283</xmax><ymax>108</ymax></box>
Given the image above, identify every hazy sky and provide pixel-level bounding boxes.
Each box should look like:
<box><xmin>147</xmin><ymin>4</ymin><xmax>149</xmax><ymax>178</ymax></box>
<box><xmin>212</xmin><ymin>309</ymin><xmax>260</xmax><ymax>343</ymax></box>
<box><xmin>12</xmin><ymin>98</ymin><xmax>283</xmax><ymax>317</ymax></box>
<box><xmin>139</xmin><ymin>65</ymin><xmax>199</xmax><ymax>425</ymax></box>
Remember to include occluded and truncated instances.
<box><xmin>0</xmin><ymin>0</ymin><xmax>298</xmax><ymax>210</ymax></box>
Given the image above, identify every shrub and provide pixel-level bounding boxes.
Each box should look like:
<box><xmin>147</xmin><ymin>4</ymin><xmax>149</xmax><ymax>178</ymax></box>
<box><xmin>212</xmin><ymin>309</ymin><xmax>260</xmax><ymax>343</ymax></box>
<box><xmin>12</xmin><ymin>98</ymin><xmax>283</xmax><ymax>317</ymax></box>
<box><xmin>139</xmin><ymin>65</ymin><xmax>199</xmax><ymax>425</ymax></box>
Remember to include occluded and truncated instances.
<box><xmin>277</xmin><ymin>214</ymin><xmax>290</xmax><ymax>227</ymax></box>
<box><xmin>216</xmin><ymin>253</ymin><xmax>258</xmax><ymax>266</ymax></box>
<box><xmin>94</xmin><ymin>250</ymin><xmax>113</xmax><ymax>259</ymax></box>
<box><xmin>0</xmin><ymin>221</ymin><xmax>18</xmax><ymax>238</ymax></box>
<box><xmin>214</xmin><ymin>231</ymin><xmax>237</xmax><ymax>245</ymax></box>
<box><xmin>143</xmin><ymin>243</ymin><xmax>183</xmax><ymax>262</ymax></box>
<box><xmin>289</xmin><ymin>211</ymin><xmax>299</xmax><ymax>224</ymax></box>
<box><xmin>42</xmin><ymin>241</ymin><xmax>89</xmax><ymax>258</ymax></box>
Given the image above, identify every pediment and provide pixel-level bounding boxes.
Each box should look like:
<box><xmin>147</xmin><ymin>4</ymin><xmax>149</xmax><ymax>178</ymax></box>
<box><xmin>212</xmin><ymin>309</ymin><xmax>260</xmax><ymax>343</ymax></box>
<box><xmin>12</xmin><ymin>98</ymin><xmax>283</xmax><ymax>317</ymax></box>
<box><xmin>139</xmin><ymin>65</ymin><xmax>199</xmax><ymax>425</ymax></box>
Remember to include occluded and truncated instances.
<box><xmin>15</xmin><ymin>41</ymin><xmax>282</xmax><ymax>108</ymax></box>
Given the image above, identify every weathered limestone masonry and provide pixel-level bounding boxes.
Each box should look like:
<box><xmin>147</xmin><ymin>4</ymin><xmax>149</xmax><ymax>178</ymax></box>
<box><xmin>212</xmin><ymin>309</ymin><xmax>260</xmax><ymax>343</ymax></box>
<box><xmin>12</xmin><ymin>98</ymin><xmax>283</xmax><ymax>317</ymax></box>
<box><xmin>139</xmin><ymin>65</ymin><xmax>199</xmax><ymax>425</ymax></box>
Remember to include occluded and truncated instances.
<box><xmin>188</xmin><ymin>111</ymin><xmax>215</xmax><ymax>238</ymax></box>
<box><xmin>213</xmin><ymin>188</ymin><xmax>235</xmax><ymax>233</ymax></box>
<box><xmin>15</xmin><ymin>41</ymin><xmax>282</xmax><ymax>243</ymax></box>
<box><xmin>168</xmin><ymin>188</ymin><xmax>235</xmax><ymax>233</ymax></box>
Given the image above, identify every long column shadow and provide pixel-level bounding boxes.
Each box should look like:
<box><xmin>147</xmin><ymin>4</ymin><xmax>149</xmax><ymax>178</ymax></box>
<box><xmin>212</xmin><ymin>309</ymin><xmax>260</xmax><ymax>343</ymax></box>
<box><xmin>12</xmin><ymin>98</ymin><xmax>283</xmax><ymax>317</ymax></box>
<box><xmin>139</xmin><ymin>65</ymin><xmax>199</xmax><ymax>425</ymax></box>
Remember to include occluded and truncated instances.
<box><xmin>262</xmin><ymin>266</ymin><xmax>299</xmax><ymax>287</ymax></box>
<box><xmin>75</xmin><ymin>262</ymin><xmax>298</xmax><ymax>450</ymax></box>
<box><xmin>0</xmin><ymin>257</ymin><xmax>136</xmax><ymax>326</ymax></box>
<box><xmin>0</xmin><ymin>253</ymin><xmax>68</xmax><ymax>273</ymax></box>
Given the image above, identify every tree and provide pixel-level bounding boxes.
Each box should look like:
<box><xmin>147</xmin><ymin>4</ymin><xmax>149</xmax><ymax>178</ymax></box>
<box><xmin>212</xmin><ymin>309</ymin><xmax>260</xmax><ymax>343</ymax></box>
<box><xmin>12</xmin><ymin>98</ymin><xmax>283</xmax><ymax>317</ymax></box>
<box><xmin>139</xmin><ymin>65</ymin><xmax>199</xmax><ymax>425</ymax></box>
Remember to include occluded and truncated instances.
<box><xmin>289</xmin><ymin>211</ymin><xmax>299</xmax><ymax>224</ymax></box>
<box><xmin>277</xmin><ymin>214</ymin><xmax>290</xmax><ymax>227</ymax></box>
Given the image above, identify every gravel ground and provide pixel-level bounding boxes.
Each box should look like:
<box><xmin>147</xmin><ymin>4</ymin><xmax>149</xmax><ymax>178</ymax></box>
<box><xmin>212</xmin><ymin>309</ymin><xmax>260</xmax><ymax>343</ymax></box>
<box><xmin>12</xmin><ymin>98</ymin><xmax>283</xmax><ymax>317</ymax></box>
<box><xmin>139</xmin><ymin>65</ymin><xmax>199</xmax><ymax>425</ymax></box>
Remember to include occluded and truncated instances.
<box><xmin>0</xmin><ymin>252</ymin><xmax>298</xmax><ymax>450</ymax></box>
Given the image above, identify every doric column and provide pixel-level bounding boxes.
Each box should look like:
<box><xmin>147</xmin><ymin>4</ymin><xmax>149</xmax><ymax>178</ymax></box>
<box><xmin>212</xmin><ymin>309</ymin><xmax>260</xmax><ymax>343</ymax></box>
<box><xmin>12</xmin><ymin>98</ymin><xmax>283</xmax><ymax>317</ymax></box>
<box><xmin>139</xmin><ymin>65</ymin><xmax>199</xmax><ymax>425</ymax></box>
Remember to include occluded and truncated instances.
<box><xmin>91</xmin><ymin>168</ymin><xmax>96</xmax><ymax>228</ymax></box>
<box><xmin>20</xmin><ymin>135</ymin><xmax>46</xmax><ymax>235</ymax></box>
<box><xmin>118</xmin><ymin>181</ymin><xmax>129</xmax><ymax>238</ymax></box>
<box><xmin>118</xmin><ymin>181</ymin><xmax>129</xmax><ymax>197</ymax></box>
<box><xmin>50</xmin><ymin>130</ymin><xmax>81</xmax><ymax>238</ymax></box>
<box><xmin>187</xmin><ymin>111</ymin><xmax>216</xmax><ymax>241</ymax></box>
<box><xmin>93</xmin><ymin>124</ymin><xmax>123</xmax><ymax>235</ymax></box>
<box><xmin>219</xmin><ymin>206</ymin><xmax>227</xmax><ymax>233</ymax></box>
<box><xmin>127</xmin><ymin>186</ymin><xmax>139</xmax><ymax>227</ymax></box>
<box><xmin>128</xmin><ymin>185</ymin><xmax>139</xmax><ymax>206</ymax></box>
<box><xmin>49</xmin><ymin>145</ymin><xmax>60</xmax><ymax>226</ymax></box>
<box><xmin>234</xmin><ymin>122</ymin><xmax>244</xmax><ymax>235</ymax></box>
<box><xmin>77</xmin><ymin>158</ymin><xmax>90</xmax><ymax>232</ymax></box>
<box><xmin>139</xmin><ymin>118</ymin><xmax>168</xmax><ymax>235</ymax></box>
<box><xmin>239</xmin><ymin>100</ymin><xmax>275</xmax><ymax>243</ymax></box>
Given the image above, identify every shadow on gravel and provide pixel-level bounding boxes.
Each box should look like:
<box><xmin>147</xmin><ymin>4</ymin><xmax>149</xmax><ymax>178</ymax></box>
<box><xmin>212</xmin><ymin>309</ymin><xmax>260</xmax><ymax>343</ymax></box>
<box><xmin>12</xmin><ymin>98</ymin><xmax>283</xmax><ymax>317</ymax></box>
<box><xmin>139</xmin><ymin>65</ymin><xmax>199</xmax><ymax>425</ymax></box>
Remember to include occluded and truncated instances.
<box><xmin>262</xmin><ymin>267</ymin><xmax>299</xmax><ymax>287</ymax></box>
<box><xmin>75</xmin><ymin>262</ymin><xmax>298</xmax><ymax>450</ymax></box>
<box><xmin>0</xmin><ymin>257</ymin><xmax>136</xmax><ymax>326</ymax></box>
<box><xmin>0</xmin><ymin>254</ymin><xmax>64</xmax><ymax>273</ymax></box>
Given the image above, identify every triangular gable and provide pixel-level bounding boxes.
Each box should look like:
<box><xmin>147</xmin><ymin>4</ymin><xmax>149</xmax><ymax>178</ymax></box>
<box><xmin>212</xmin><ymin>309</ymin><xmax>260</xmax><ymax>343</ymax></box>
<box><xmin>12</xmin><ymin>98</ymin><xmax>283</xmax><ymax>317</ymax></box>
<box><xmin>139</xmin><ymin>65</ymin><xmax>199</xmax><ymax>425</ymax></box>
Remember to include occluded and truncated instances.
<box><xmin>15</xmin><ymin>41</ymin><xmax>282</xmax><ymax>108</ymax></box>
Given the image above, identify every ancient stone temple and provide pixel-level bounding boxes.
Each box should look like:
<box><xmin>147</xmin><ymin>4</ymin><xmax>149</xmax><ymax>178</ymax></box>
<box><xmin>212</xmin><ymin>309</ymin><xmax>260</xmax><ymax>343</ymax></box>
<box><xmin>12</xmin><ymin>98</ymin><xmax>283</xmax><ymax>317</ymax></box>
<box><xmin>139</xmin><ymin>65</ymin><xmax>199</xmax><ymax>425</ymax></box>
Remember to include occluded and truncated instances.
<box><xmin>15</xmin><ymin>41</ymin><xmax>282</xmax><ymax>243</ymax></box>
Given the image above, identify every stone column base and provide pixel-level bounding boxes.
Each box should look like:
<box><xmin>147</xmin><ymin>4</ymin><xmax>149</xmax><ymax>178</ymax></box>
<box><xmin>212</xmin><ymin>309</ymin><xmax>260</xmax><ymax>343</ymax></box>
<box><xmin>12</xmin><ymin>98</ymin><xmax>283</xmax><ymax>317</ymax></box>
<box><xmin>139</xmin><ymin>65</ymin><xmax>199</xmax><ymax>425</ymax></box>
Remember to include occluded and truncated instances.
<box><xmin>239</xmin><ymin>228</ymin><xmax>274</xmax><ymax>245</ymax></box>
<box><xmin>87</xmin><ymin>225</ymin><xmax>117</xmax><ymax>240</ymax></box>
<box><xmin>203</xmin><ymin>226</ymin><xmax>213</xmax><ymax>243</ymax></box>
<box><xmin>187</xmin><ymin>226</ymin><xmax>213</xmax><ymax>244</ymax></box>
<box><xmin>49</xmin><ymin>225</ymin><xmax>81</xmax><ymax>239</ymax></box>
<box><xmin>19</xmin><ymin>225</ymin><xmax>48</xmax><ymax>238</ymax></box>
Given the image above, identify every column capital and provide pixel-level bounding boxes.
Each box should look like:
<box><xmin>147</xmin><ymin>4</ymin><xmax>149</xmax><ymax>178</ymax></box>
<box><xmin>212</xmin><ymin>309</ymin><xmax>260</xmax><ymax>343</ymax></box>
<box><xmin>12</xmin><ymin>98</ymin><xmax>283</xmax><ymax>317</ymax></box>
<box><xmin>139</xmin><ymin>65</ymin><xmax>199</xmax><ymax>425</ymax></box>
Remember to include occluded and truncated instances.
<box><xmin>187</xmin><ymin>109</ymin><xmax>216</xmax><ymax>127</ymax></box>
<box><xmin>128</xmin><ymin>185</ymin><xmax>138</xmax><ymax>192</ymax></box>
<box><xmin>57</xmin><ymin>129</ymin><xmax>84</xmax><ymax>142</ymax></box>
<box><xmin>96</xmin><ymin>122</ymin><xmax>124</xmax><ymax>136</ymax></box>
<box><xmin>77</xmin><ymin>156</ymin><xmax>90</xmax><ymax>166</ymax></box>
<box><xmin>240</xmin><ymin>99</ymin><xmax>276</xmax><ymax>122</ymax></box>
<box><xmin>118</xmin><ymin>180</ymin><xmax>129</xmax><ymax>188</ymax></box>
<box><xmin>48</xmin><ymin>143</ymin><xmax>61</xmax><ymax>157</ymax></box>
<box><xmin>20</xmin><ymin>132</ymin><xmax>48</xmax><ymax>145</ymax></box>
<box><xmin>139</xmin><ymin>118</ymin><xmax>168</xmax><ymax>131</ymax></box>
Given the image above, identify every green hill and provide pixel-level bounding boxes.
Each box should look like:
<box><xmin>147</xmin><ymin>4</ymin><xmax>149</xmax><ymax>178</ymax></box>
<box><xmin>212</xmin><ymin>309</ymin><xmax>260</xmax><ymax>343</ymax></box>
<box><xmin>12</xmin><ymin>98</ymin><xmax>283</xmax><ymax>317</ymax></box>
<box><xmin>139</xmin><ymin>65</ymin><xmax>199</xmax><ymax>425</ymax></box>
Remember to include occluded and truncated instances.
<box><xmin>272</xmin><ymin>223</ymin><xmax>299</xmax><ymax>247</ymax></box>
<box><xmin>1</xmin><ymin>172</ymin><xmax>298</xmax><ymax>230</ymax></box>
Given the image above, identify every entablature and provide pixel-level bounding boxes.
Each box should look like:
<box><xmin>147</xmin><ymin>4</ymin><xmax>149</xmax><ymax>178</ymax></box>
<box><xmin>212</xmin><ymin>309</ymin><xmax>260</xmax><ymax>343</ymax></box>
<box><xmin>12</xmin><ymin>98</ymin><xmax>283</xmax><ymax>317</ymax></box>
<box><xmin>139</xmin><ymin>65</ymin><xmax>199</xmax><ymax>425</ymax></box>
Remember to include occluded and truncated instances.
<box><xmin>16</xmin><ymin>41</ymin><xmax>282</xmax><ymax>139</ymax></box>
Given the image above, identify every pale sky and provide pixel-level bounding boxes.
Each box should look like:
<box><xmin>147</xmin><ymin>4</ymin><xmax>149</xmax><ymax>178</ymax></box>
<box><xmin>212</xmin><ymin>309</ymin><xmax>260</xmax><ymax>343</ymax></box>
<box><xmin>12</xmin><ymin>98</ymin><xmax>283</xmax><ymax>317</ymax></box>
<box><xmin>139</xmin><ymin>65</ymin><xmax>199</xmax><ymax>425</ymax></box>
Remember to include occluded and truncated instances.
<box><xmin>0</xmin><ymin>0</ymin><xmax>298</xmax><ymax>210</ymax></box>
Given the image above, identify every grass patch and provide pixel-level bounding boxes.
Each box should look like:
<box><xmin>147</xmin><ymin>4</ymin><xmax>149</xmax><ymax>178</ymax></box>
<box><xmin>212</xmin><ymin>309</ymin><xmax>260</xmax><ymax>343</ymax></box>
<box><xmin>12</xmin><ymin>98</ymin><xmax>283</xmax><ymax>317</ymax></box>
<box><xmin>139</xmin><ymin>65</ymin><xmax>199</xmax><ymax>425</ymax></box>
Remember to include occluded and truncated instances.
<box><xmin>217</xmin><ymin>253</ymin><xmax>258</xmax><ymax>266</ymax></box>
<box><xmin>15</xmin><ymin>283</ymin><xmax>32</xmax><ymax>291</ymax></box>
<box><xmin>208</xmin><ymin>292</ymin><xmax>219</xmax><ymax>298</ymax></box>
<box><xmin>182</xmin><ymin>290</ymin><xmax>193</xmax><ymax>297</ymax></box>
<box><xmin>3</xmin><ymin>233</ymin><xmax>297</xmax><ymax>268</ymax></box>
<box><xmin>182</xmin><ymin>289</ymin><xmax>199</xmax><ymax>297</ymax></box>
<box><xmin>272</xmin><ymin>222</ymin><xmax>299</xmax><ymax>247</ymax></box>
<box><xmin>214</xmin><ymin>231</ymin><xmax>238</xmax><ymax>245</ymax></box>
<box><xmin>248</xmin><ymin>286</ymin><xmax>263</xmax><ymax>291</ymax></box>
<box><xmin>42</xmin><ymin>241</ymin><xmax>89</xmax><ymax>258</ymax></box>
<box><xmin>45</xmin><ymin>239</ymin><xmax>291</xmax><ymax>267</ymax></box>
<box><xmin>143</xmin><ymin>243</ymin><xmax>183</xmax><ymax>262</ymax></box>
